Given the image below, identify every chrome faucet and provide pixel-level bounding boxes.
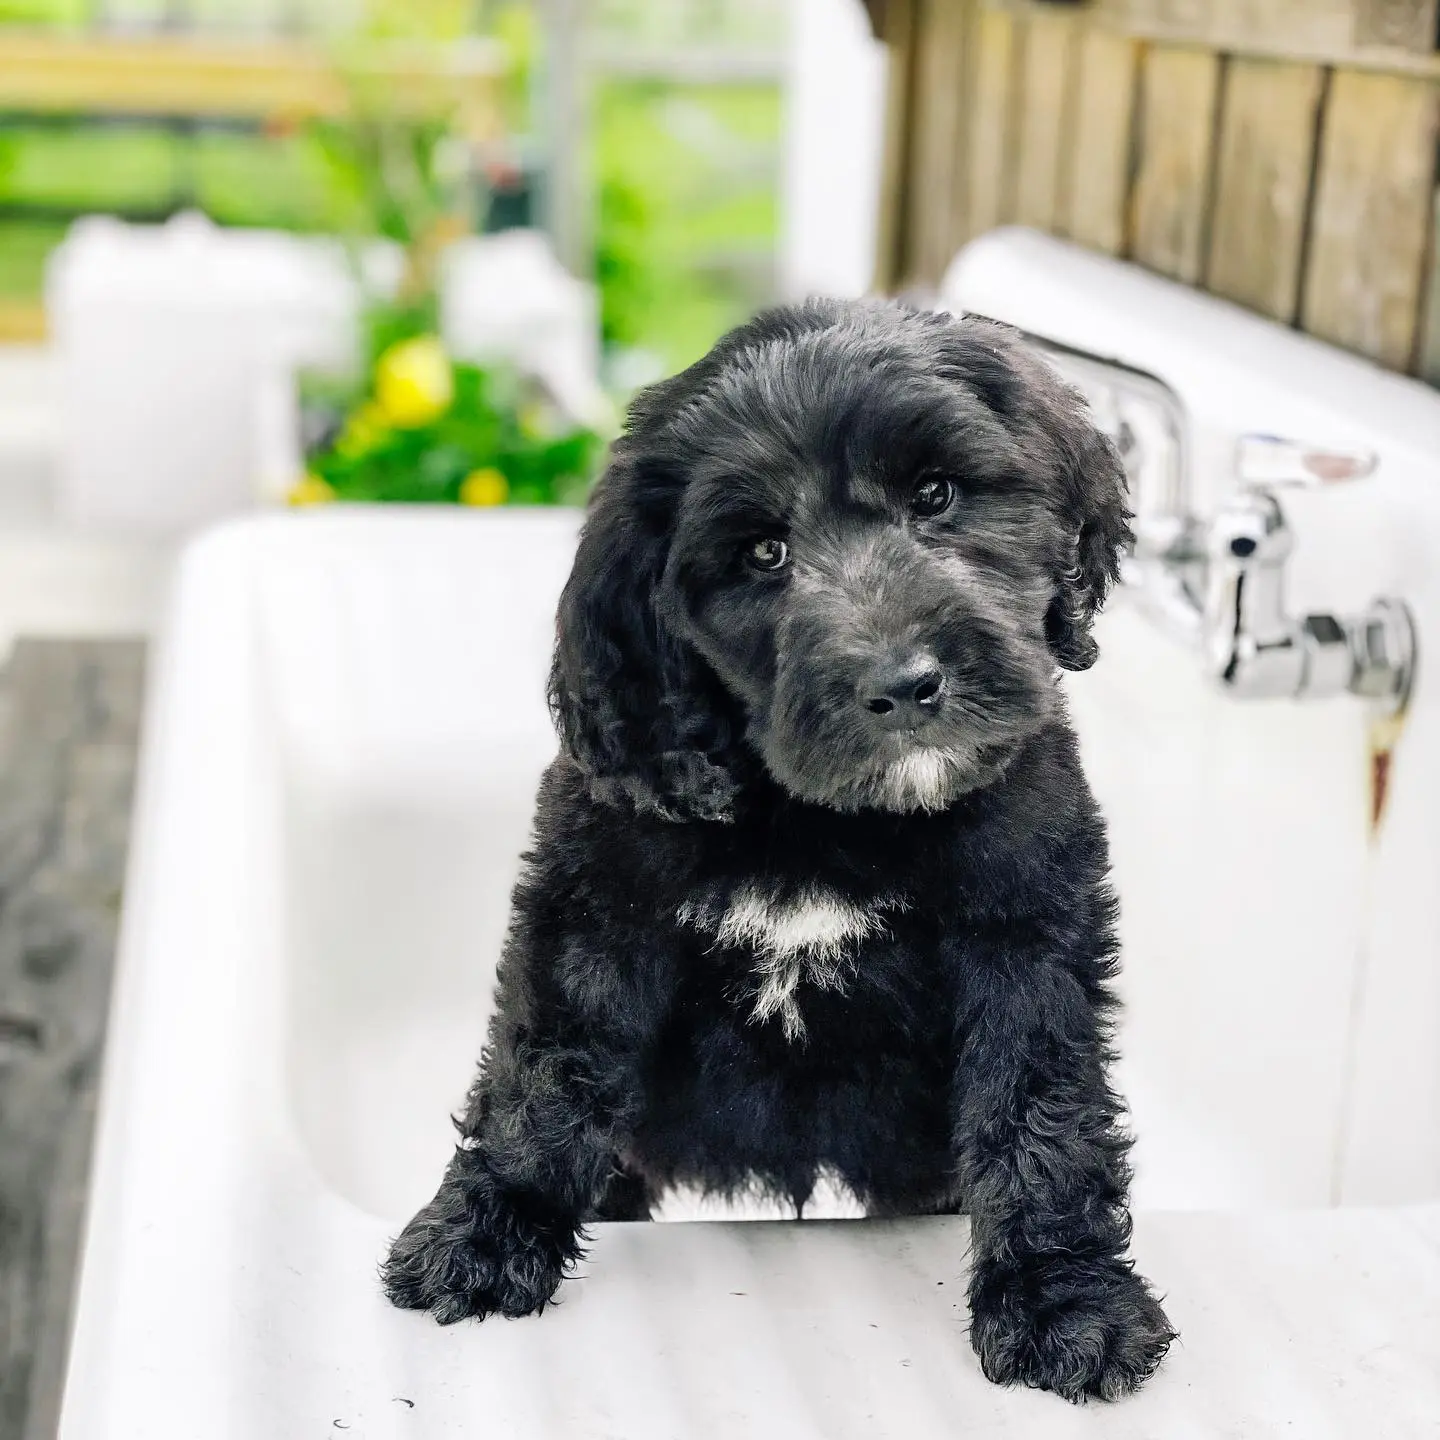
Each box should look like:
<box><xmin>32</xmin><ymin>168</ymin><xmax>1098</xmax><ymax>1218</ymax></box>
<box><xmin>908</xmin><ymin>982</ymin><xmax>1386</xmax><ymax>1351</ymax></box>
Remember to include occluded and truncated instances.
<box><xmin>1019</xmin><ymin>332</ymin><xmax>1416</xmax><ymax>709</ymax></box>
<box><xmin>1196</xmin><ymin>483</ymin><xmax>1412</xmax><ymax>703</ymax></box>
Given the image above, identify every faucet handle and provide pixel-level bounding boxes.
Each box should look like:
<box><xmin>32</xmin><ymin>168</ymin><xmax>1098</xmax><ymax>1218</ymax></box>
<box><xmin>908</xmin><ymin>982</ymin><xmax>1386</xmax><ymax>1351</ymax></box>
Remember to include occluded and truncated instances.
<box><xmin>1235</xmin><ymin>433</ymin><xmax>1377</xmax><ymax>489</ymax></box>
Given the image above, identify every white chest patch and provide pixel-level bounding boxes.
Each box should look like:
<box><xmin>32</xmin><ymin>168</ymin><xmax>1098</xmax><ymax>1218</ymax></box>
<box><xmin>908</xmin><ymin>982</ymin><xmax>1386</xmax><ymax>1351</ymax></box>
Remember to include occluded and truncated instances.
<box><xmin>678</xmin><ymin>884</ymin><xmax>903</xmax><ymax>1043</ymax></box>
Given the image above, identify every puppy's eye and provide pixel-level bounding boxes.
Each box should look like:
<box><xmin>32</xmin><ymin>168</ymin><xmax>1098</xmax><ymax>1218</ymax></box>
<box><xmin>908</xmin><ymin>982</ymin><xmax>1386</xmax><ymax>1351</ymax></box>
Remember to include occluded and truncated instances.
<box><xmin>911</xmin><ymin>474</ymin><xmax>957</xmax><ymax>519</ymax></box>
<box><xmin>743</xmin><ymin>536</ymin><xmax>790</xmax><ymax>573</ymax></box>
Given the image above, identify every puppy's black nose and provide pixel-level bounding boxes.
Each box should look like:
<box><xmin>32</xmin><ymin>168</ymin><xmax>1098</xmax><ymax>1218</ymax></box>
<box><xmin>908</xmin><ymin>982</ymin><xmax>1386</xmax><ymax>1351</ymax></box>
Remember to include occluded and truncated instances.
<box><xmin>859</xmin><ymin>653</ymin><xmax>945</xmax><ymax>730</ymax></box>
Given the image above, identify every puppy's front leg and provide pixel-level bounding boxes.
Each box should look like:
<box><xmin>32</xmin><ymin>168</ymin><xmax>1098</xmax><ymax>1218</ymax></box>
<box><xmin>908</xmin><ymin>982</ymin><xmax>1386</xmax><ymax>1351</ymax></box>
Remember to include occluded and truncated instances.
<box><xmin>382</xmin><ymin>1021</ymin><xmax>635</xmax><ymax>1325</ymax></box>
<box><xmin>955</xmin><ymin>957</ymin><xmax>1175</xmax><ymax>1402</ymax></box>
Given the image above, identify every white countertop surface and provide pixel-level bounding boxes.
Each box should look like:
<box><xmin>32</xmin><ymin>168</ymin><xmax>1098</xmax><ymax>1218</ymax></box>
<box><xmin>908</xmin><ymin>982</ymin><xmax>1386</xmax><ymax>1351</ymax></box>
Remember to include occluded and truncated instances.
<box><xmin>240</xmin><ymin>1205</ymin><xmax>1440</xmax><ymax>1439</ymax></box>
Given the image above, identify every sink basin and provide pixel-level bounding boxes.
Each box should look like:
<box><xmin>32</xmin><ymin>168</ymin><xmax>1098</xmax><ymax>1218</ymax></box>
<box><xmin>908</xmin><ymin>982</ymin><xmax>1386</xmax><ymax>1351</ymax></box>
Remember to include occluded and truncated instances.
<box><xmin>61</xmin><ymin>237</ymin><xmax>1440</xmax><ymax>1436</ymax></box>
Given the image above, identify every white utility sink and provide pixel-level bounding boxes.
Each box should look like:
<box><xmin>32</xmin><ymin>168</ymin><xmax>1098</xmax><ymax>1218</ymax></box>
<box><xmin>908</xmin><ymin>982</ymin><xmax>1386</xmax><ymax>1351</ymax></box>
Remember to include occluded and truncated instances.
<box><xmin>61</xmin><ymin>238</ymin><xmax>1440</xmax><ymax>1437</ymax></box>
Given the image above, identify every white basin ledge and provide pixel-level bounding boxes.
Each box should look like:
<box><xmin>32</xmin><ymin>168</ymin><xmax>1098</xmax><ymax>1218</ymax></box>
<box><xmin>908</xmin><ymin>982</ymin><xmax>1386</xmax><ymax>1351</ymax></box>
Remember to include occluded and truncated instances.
<box><xmin>60</xmin><ymin>509</ymin><xmax>1440</xmax><ymax>1438</ymax></box>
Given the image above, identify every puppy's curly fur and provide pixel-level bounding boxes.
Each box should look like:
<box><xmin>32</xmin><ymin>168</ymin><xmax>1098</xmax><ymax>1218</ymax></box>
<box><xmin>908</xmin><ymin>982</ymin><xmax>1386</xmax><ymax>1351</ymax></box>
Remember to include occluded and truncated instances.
<box><xmin>383</xmin><ymin>300</ymin><xmax>1175</xmax><ymax>1401</ymax></box>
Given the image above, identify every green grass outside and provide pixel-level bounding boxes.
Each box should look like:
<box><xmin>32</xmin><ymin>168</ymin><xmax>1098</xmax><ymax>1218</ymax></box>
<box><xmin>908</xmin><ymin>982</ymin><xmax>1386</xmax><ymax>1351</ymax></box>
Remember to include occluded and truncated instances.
<box><xmin>0</xmin><ymin>62</ymin><xmax>782</xmax><ymax>376</ymax></box>
<box><xmin>596</xmin><ymin>78</ymin><xmax>779</xmax><ymax>374</ymax></box>
<box><xmin>0</xmin><ymin>218</ymin><xmax>66</xmax><ymax>297</ymax></box>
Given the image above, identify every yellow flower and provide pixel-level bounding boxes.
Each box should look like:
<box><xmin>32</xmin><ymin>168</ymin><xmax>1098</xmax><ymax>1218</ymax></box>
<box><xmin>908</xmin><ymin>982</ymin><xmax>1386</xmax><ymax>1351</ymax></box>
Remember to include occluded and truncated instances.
<box><xmin>288</xmin><ymin>473</ymin><xmax>336</xmax><ymax>507</ymax></box>
<box><xmin>375</xmin><ymin>335</ymin><xmax>454</xmax><ymax>428</ymax></box>
<box><xmin>458</xmin><ymin>467</ymin><xmax>509</xmax><ymax>507</ymax></box>
<box><xmin>334</xmin><ymin>400</ymin><xmax>390</xmax><ymax>458</ymax></box>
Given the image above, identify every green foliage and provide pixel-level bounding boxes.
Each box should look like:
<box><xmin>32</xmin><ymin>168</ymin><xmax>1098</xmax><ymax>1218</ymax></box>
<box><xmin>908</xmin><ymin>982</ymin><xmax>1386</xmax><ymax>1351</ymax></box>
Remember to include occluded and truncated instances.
<box><xmin>0</xmin><ymin>0</ymin><xmax>86</xmax><ymax>25</ymax></box>
<box><xmin>288</xmin><ymin>19</ymin><xmax>591</xmax><ymax>509</ymax></box>
<box><xmin>193</xmin><ymin>129</ymin><xmax>363</xmax><ymax>232</ymax></box>
<box><xmin>0</xmin><ymin>219</ymin><xmax>65</xmax><ymax>299</ymax></box>
<box><xmin>0</xmin><ymin>124</ymin><xmax>395</xmax><ymax>254</ymax></box>
<box><xmin>0</xmin><ymin>123</ymin><xmax>178</xmax><ymax>213</ymax></box>
<box><xmin>486</xmin><ymin>1</ymin><xmax>538</xmax><ymax>133</ymax></box>
<box><xmin>594</xmin><ymin>78</ymin><xmax>780</xmax><ymax>374</ymax></box>
<box><xmin>359</xmin><ymin>294</ymin><xmax>440</xmax><ymax>369</ymax></box>
<box><xmin>309</xmin><ymin>113</ymin><xmax>461</xmax><ymax>250</ymax></box>
<box><xmin>302</xmin><ymin>354</ymin><xmax>602</xmax><ymax>506</ymax></box>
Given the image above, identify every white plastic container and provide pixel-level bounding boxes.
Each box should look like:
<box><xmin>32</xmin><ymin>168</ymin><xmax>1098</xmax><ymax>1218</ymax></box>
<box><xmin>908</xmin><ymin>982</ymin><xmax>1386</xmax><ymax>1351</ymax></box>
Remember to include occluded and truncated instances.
<box><xmin>442</xmin><ymin>230</ymin><xmax>609</xmax><ymax>428</ymax></box>
<box><xmin>47</xmin><ymin>217</ymin><xmax>604</xmax><ymax>534</ymax></box>
<box><xmin>49</xmin><ymin>215</ymin><xmax>357</xmax><ymax>533</ymax></box>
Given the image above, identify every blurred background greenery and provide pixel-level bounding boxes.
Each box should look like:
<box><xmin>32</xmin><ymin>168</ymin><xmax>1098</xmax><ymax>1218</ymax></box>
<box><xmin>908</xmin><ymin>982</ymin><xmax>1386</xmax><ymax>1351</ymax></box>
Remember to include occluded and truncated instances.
<box><xmin>0</xmin><ymin>0</ymin><xmax>784</xmax><ymax>380</ymax></box>
<box><xmin>595</xmin><ymin>79</ymin><xmax>778</xmax><ymax>377</ymax></box>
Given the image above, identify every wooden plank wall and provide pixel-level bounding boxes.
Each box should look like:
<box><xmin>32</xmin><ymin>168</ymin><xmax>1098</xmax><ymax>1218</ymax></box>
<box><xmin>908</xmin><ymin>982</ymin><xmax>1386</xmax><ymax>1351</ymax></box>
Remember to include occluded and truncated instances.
<box><xmin>1204</xmin><ymin>58</ymin><xmax>1327</xmax><ymax>322</ymax></box>
<box><xmin>875</xmin><ymin>0</ymin><xmax>1440</xmax><ymax>384</ymax></box>
<box><xmin>1303</xmin><ymin>70</ymin><xmax>1440</xmax><ymax>369</ymax></box>
<box><xmin>1130</xmin><ymin>45</ymin><xmax>1224</xmax><ymax>285</ymax></box>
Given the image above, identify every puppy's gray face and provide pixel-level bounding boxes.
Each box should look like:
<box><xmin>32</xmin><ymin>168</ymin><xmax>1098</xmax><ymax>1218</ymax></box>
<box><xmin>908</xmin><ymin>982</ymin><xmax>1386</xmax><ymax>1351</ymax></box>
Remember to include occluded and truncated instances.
<box><xmin>660</xmin><ymin>329</ymin><xmax>1071</xmax><ymax>813</ymax></box>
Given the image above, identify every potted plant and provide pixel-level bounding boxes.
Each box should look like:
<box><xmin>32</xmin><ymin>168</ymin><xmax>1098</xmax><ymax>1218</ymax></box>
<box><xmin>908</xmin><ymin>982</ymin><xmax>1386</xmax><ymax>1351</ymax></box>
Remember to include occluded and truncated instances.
<box><xmin>291</xmin><ymin>13</ymin><xmax>602</xmax><ymax>510</ymax></box>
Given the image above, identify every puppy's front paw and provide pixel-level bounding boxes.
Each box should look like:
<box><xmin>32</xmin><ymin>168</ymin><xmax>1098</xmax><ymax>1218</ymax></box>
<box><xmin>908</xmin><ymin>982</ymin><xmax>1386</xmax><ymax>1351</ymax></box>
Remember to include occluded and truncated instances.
<box><xmin>382</xmin><ymin>1180</ymin><xmax>581</xmax><ymax>1325</ymax></box>
<box><xmin>970</xmin><ymin>1256</ymin><xmax>1175</xmax><ymax>1403</ymax></box>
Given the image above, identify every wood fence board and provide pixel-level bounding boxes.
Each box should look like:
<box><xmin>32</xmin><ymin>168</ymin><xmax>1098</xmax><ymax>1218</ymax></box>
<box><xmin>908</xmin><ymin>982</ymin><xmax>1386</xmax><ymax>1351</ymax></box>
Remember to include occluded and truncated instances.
<box><xmin>0</xmin><ymin>33</ymin><xmax>504</xmax><ymax>126</ymax></box>
<box><xmin>941</xmin><ymin>2</ymin><xmax>986</xmax><ymax>258</ymax></box>
<box><xmin>870</xmin><ymin>0</ymin><xmax>1440</xmax><ymax>386</ymax></box>
<box><xmin>1083</xmin><ymin>0</ymin><xmax>1440</xmax><ymax>78</ymax></box>
<box><xmin>1206</xmin><ymin>57</ymin><xmax>1326</xmax><ymax>321</ymax></box>
<box><xmin>1302</xmin><ymin>69</ymin><xmax>1440</xmax><ymax>370</ymax></box>
<box><xmin>908</xmin><ymin>0</ymin><xmax>976</xmax><ymax>282</ymax></box>
<box><xmin>965</xmin><ymin>5</ymin><xmax>1023</xmax><ymax>238</ymax></box>
<box><xmin>873</xmin><ymin>0</ymin><xmax>918</xmax><ymax>289</ymax></box>
<box><xmin>1421</xmin><ymin>191</ymin><xmax>1440</xmax><ymax>385</ymax></box>
<box><xmin>1130</xmin><ymin>43</ymin><xmax>1224</xmax><ymax>284</ymax></box>
<box><xmin>1065</xmin><ymin>27</ymin><xmax>1141</xmax><ymax>254</ymax></box>
<box><xmin>1099</xmin><ymin>1</ymin><xmax>1356</xmax><ymax>54</ymax></box>
<box><xmin>1097</xmin><ymin>0</ymin><xmax>1440</xmax><ymax>57</ymax></box>
<box><xmin>1012</xmin><ymin>6</ymin><xmax>1081</xmax><ymax>233</ymax></box>
<box><xmin>1353</xmin><ymin>0</ymin><xmax>1440</xmax><ymax>50</ymax></box>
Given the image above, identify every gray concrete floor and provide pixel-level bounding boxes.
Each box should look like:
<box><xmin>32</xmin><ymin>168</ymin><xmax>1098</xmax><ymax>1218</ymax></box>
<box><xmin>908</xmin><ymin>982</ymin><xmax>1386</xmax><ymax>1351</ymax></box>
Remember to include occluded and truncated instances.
<box><xmin>0</xmin><ymin>642</ymin><xmax>146</xmax><ymax>1440</ymax></box>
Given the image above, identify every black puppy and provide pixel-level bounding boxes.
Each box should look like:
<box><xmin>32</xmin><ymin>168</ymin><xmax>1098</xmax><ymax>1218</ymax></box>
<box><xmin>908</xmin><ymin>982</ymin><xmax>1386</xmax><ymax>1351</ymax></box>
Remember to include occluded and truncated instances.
<box><xmin>383</xmin><ymin>300</ymin><xmax>1175</xmax><ymax>1402</ymax></box>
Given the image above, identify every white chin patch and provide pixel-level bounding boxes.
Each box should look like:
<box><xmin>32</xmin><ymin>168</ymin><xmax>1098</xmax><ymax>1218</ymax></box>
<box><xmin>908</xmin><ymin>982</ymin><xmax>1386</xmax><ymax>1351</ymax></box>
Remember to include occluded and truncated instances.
<box><xmin>882</xmin><ymin>748</ymin><xmax>956</xmax><ymax>812</ymax></box>
<box><xmin>678</xmin><ymin>884</ymin><xmax>903</xmax><ymax>1043</ymax></box>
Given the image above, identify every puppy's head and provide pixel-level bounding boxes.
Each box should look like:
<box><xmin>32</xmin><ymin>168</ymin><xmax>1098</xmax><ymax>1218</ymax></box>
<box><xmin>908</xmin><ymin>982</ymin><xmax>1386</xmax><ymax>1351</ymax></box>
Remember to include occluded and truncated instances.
<box><xmin>549</xmin><ymin>301</ymin><xmax>1130</xmax><ymax>819</ymax></box>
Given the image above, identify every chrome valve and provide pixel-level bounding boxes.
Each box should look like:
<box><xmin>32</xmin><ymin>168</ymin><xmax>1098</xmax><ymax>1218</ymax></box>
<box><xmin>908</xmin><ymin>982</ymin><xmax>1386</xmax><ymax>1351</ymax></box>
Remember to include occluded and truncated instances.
<box><xmin>1016</xmin><ymin>328</ymin><xmax>1416</xmax><ymax>710</ymax></box>
<box><xmin>1199</xmin><ymin>487</ymin><xmax>1414</xmax><ymax>705</ymax></box>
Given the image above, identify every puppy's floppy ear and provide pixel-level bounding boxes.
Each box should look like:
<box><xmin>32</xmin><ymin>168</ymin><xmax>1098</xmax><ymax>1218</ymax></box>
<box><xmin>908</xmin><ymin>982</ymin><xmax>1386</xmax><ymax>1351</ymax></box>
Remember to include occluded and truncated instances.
<box><xmin>548</xmin><ymin>452</ymin><xmax>741</xmax><ymax>822</ymax></box>
<box><xmin>1035</xmin><ymin>387</ymin><xmax>1132</xmax><ymax>673</ymax></box>
<box><xmin>945</xmin><ymin>317</ymin><xmax>1133</xmax><ymax>672</ymax></box>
